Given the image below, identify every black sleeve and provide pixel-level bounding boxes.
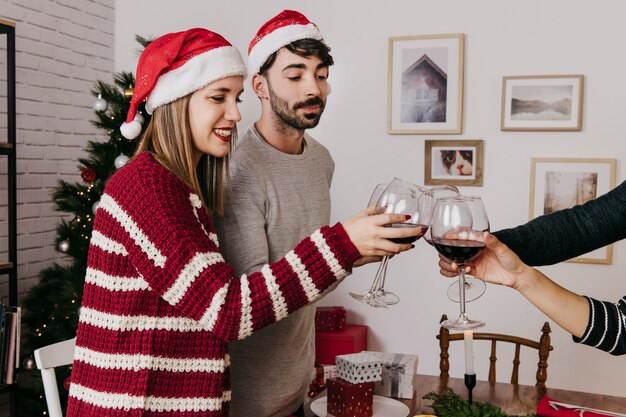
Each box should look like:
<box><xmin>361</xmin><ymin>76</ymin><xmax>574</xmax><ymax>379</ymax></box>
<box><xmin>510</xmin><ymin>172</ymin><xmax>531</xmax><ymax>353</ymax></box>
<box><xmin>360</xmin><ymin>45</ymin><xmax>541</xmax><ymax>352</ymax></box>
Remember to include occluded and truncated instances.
<box><xmin>493</xmin><ymin>180</ymin><xmax>626</xmax><ymax>266</ymax></box>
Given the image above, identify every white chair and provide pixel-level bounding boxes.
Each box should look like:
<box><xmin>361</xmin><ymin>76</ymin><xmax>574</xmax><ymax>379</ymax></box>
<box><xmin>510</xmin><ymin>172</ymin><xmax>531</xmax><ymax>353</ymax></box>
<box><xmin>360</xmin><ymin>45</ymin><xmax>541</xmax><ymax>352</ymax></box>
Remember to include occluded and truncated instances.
<box><xmin>34</xmin><ymin>338</ymin><xmax>76</xmax><ymax>417</ymax></box>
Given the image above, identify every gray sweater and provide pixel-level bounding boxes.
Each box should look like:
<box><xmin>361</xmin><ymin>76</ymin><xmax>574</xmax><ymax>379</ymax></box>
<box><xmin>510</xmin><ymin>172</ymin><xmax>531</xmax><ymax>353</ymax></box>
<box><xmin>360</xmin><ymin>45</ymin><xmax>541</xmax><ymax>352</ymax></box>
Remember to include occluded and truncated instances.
<box><xmin>494</xmin><ymin>179</ymin><xmax>626</xmax><ymax>355</ymax></box>
<box><xmin>212</xmin><ymin>125</ymin><xmax>335</xmax><ymax>416</ymax></box>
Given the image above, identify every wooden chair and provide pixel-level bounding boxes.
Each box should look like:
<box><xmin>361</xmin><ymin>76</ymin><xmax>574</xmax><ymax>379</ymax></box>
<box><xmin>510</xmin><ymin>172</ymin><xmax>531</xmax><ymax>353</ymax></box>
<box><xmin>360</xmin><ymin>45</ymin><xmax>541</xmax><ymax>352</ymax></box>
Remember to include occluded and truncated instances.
<box><xmin>437</xmin><ymin>314</ymin><xmax>553</xmax><ymax>388</ymax></box>
<box><xmin>34</xmin><ymin>338</ymin><xmax>76</xmax><ymax>417</ymax></box>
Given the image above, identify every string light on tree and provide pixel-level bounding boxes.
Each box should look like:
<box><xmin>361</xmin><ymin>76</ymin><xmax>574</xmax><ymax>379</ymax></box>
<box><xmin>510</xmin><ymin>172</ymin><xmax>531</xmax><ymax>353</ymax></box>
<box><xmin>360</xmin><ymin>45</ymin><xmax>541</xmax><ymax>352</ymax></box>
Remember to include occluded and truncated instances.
<box><xmin>23</xmin><ymin>357</ymin><xmax>36</xmax><ymax>370</ymax></box>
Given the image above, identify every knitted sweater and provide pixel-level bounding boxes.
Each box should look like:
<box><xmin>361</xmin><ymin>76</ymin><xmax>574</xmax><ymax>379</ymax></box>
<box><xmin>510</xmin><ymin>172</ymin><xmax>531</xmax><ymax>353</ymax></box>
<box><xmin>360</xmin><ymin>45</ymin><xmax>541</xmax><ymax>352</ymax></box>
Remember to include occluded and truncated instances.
<box><xmin>495</xmin><ymin>179</ymin><xmax>626</xmax><ymax>355</ymax></box>
<box><xmin>66</xmin><ymin>152</ymin><xmax>361</xmax><ymax>417</ymax></box>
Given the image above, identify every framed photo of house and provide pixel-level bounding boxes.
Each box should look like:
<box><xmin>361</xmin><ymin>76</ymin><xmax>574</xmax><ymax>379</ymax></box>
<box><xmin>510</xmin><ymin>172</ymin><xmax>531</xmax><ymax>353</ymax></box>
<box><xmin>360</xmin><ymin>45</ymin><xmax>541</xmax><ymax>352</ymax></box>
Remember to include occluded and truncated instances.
<box><xmin>387</xmin><ymin>34</ymin><xmax>464</xmax><ymax>134</ymax></box>
<box><xmin>425</xmin><ymin>140</ymin><xmax>483</xmax><ymax>186</ymax></box>
<box><xmin>501</xmin><ymin>75</ymin><xmax>584</xmax><ymax>131</ymax></box>
<box><xmin>529</xmin><ymin>157</ymin><xmax>616</xmax><ymax>264</ymax></box>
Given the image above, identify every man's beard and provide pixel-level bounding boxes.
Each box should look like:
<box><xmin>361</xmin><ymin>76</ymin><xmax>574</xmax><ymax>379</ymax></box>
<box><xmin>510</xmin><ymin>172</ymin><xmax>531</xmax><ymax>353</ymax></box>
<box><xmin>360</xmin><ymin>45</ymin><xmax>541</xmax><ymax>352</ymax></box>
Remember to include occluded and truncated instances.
<box><xmin>268</xmin><ymin>82</ymin><xmax>326</xmax><ymax>130</ymax></box>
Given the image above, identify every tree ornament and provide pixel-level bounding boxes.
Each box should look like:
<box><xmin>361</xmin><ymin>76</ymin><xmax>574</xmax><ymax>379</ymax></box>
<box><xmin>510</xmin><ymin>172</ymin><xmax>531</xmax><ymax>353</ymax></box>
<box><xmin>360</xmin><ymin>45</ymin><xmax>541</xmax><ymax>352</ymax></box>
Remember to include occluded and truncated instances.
<box><xmin>23</xmin><ymin>357</ymin><xmax>36</xmax><ymax>370</ymax></box>
<box><xmin>81</xmin><ymin>168</ymin><xmax>96</xmax><ymax>183</ymax></box>
<box><xmin>124</xmin><ymin>85</ymin><xmax>134</xmax><ymax>98</ymax></box>
<box><xmin>58</xmin><ymin>240</ymin><xmax>70</xmax><ymax>253</ymax></box>
<box><xmin>92</xmin><ymin>93</ymin><xmax>108</xmax><ymax>112</ymax></box>
<box><xmin>92</xmin><ymin>200</ymin><xmax>100</xmax><ymax>214</ymax></box>
<box><xmin>114</xmin><ymin>154</ymin><xmax>130</xmax><ymax>169</ymax></box>
<box><xmin>64</xmin><ymin>376</ymin><xmax>72</xmax><ymax>391</ymax></box>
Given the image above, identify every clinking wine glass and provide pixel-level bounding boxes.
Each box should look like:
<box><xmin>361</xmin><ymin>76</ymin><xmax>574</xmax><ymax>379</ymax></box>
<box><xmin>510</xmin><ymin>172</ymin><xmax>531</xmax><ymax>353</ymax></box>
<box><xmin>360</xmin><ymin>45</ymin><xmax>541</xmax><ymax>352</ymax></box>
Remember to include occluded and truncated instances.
<box><xmin>349</xmin><ymin>178</ymin><xmax>434</xmax><ymax>308</ymax></box>
<box><xmin>424</xmin><ymin>186</ymin><xmax>487</xmax><ymax>303</ymax></box>
<box><xmin>431</xmin><ymin>195</ymin><xmax>489</xmax><ymax>330</ymax></box>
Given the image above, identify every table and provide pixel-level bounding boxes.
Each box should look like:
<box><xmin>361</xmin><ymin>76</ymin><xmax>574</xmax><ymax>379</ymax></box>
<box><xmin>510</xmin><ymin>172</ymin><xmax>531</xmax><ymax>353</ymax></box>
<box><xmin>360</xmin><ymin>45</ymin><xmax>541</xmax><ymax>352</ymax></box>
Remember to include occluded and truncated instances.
<box><xmin>407</xmin><ymin>374</ymin><xmax>626</xmax><ymax>415</ymax></box>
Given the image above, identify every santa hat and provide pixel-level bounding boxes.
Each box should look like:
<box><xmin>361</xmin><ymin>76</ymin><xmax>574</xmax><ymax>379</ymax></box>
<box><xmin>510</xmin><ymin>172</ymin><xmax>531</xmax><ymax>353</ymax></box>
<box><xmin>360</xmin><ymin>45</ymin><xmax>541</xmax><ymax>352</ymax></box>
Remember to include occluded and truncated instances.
<box><xmin>121</xmin><ymin>28</ymin><xmax>247</xmax><ymax>140</ymax></box>
<box><xmin>247</xmin><ymin>10</ymin><xmax>324</xmax><ymax>75</ymax></box>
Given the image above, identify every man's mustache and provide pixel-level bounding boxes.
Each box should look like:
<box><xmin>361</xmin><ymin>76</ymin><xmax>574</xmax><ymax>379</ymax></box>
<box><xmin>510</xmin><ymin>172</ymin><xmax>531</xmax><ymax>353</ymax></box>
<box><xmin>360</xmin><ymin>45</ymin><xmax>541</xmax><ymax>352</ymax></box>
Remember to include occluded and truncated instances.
<box><xmin>294</xmin><ymin>97</ymin><xmax>324</xmax><ymax>110</ymax></box>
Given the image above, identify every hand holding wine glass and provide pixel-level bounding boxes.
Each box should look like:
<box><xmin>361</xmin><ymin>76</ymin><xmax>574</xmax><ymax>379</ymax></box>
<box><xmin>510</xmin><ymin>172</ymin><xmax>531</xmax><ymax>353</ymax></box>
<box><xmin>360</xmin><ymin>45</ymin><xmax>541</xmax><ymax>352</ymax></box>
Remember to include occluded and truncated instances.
<box><xmin>349</xmin><ymin>178</ymin><xmax>433</xmax><ymax>308</ymax></box>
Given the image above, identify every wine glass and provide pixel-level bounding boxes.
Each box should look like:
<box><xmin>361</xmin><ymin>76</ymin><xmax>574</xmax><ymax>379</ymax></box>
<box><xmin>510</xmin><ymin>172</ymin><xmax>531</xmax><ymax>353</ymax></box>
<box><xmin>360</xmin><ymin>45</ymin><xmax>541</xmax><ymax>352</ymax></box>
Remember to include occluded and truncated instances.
<box><xmin>349</xmin><ymin>178</ymin><xmax>433</xmax><ymax>308</ymax></box>
<box><xmin>424</xmin><ymin>186</ymin><xmax>487</xmax><ymax>304</ymax></box>
<box><xmin>431</xmin><ymin>195</ymin><xmax>489</xmax><ymax>330</ymax></box>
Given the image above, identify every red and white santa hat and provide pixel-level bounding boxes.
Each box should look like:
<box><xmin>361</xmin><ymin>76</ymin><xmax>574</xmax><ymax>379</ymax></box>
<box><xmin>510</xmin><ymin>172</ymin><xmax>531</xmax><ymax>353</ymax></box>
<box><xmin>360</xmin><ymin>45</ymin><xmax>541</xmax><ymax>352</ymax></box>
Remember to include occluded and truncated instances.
<box><xmin>247</xmin><ymin>10</ymin><xmax>324</xmax><ymax>75</ymax></box>
<box><xmin>121</xmin><ymin>28</ymin><xmax>247</xmax><ymax>140</ymax></box>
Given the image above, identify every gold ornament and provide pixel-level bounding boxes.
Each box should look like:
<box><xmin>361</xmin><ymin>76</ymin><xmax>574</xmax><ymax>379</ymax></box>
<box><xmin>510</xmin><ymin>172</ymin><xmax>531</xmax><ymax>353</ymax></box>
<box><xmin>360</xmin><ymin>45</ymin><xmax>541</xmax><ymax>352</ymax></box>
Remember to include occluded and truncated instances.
<box><xmin>124</xmin><ymin>85</ymin><xmax>134</xmax><ymax>98</ymax></box>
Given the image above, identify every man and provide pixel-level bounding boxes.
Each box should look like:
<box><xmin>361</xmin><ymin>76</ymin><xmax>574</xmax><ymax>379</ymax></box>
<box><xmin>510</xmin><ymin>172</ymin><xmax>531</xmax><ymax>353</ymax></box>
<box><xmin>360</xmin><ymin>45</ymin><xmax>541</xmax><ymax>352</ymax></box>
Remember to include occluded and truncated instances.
<box><xmin>213</xmin><ymin>10</ymin><xmax>343</xmax><ymax>417</ymax></box>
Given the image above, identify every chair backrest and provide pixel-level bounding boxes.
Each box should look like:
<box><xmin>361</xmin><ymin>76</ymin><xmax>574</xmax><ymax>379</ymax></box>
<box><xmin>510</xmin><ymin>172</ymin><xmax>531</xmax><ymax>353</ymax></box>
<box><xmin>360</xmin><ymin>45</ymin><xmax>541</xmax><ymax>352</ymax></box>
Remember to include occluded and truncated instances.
<box><xmin>34</xmin><ymin>338</ymin><xmax>76</xmax><ymax>417</ymax></box>
<box><xmin>437</xmin><ymin>314</ymin><xmax>553</xmax><ymax>388</ymax></box>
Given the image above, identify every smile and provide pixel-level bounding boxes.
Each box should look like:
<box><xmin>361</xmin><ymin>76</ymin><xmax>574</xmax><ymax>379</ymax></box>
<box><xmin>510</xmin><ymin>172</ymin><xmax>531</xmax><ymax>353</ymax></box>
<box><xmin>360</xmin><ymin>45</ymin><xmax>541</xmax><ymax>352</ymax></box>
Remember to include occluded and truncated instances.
<box><xmin>213</xmin><ymin>128</ymin><xmax>233</xmax><ymax>142</ymax></box>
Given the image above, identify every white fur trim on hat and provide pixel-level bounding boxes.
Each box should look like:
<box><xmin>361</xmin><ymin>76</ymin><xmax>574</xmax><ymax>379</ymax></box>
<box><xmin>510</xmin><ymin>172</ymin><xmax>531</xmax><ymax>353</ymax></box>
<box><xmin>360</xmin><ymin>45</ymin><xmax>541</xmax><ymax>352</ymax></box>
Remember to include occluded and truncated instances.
<box><xmin>146</xmin><ymin>45</ymin><xmax>247</xmax><ymax>114</ymax></box>
<box><xmin>248</xmin><ymin>23</ymin><xmax>323</xmax><ymax>75</ymax></box>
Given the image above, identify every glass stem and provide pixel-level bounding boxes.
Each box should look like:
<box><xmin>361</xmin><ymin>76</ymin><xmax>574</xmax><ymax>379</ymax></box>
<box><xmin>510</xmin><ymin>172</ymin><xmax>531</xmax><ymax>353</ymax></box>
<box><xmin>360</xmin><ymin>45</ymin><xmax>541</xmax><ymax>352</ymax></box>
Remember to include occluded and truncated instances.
<box><xmin>369</xmin><ymin>256</ymin><xmax>388</xmax><ymax>292</ymax></box>
<box><xmin>378</xmin><ymin>256</ymin><xmax>389</xmax><ymax>291</ymax></box>
<box><xmin>459</xmin><ymin>266</ymin><xmax>466</xmax><ymax>316</ymax></box>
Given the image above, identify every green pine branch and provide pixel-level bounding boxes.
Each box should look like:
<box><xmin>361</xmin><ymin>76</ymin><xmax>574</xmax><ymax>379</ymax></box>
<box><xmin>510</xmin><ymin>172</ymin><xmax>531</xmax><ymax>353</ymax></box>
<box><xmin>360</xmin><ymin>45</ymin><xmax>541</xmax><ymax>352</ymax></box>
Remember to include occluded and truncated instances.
<box><xmin>423</xmin><ymin>389</ymin><xmax>536</xmax><ymax>417</ymax></box>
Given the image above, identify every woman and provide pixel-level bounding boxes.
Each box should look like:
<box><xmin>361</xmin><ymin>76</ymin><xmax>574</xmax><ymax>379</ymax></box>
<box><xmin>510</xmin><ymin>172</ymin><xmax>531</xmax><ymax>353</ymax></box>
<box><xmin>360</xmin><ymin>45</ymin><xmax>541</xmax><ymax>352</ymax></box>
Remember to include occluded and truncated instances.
<box><xmin>438</xmin><ymin>232</ymin><xmax>626</xmax><ymax>356</ymax></box>
<box><xmin>66</xmin><ymin>28</ymin><xmax>421</xmax><ymax>417</ymax></box>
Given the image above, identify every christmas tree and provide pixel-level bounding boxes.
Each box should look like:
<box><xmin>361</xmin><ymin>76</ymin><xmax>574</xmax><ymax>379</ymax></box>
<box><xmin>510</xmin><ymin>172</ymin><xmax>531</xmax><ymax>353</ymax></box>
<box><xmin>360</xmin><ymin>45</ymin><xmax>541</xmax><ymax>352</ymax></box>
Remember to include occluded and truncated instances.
<box><xmin>18</xmin><ymin>36</ymin><xmax>150</xmax><ymax>416</ymax></box>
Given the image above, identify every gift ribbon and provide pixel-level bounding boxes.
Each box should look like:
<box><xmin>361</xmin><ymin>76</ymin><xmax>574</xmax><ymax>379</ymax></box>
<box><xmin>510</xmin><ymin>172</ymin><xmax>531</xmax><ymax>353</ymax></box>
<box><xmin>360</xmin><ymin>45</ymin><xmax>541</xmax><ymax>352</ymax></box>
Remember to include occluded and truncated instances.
<box><xmin>386</xmin><ymin>354</ymin><xmax>406</xmax><ymax>397</ymax></box>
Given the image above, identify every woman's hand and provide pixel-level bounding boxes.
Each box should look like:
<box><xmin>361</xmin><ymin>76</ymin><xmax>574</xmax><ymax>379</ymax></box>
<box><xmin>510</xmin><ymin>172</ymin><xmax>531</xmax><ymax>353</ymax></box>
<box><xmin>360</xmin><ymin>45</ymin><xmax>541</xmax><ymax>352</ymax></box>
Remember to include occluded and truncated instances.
<box><xmin>439</xmin><ymin>232</ymin><xmax>530</xmax><ymax>290</ymax></box>
<box><xmin>342</xmin><ymin>208</ymin><xmax>421</xmax><ymax>257</ymax></box>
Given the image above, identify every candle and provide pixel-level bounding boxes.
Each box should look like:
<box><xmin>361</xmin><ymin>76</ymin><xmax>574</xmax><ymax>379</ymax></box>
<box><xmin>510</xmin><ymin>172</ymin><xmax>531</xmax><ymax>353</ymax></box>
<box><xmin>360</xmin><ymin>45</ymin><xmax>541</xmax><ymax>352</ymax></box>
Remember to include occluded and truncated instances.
<box><xmin>464</xmin><ymin>330</ymin><xmax>475</xmax><ymax>375</ymax></box>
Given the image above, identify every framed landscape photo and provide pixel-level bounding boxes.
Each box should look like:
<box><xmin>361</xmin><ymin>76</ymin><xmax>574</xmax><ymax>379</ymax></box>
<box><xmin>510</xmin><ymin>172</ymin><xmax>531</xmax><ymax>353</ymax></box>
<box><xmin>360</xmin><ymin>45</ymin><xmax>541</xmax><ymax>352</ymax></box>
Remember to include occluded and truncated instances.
<box><xmin>425</xmin><ymin>140</ymin><xmax>483</xmax><ymax>186</ymax></box>
<box><xmin>529</xmin><ymin>157</ymin><xmax>616</xmax><ymax>264</ymax></box>
<box><xmin>388</xmin><ymin>34</ymin><xmax>464</xmax><ymax>134</ymax></box>
<box><xmin>501</xmin><ymin>75</ymin><xmax>584</xmax><ymax>131</ymax></box>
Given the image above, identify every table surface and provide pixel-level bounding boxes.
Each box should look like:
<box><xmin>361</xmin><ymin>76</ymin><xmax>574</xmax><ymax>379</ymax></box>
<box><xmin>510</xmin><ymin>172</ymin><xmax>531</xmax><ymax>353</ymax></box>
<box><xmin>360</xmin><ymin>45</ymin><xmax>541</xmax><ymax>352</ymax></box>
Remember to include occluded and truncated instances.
<box><xmin>406</xmin><ymin>374</ymin><xmax>626</xmax><ymax>415</ymax></box>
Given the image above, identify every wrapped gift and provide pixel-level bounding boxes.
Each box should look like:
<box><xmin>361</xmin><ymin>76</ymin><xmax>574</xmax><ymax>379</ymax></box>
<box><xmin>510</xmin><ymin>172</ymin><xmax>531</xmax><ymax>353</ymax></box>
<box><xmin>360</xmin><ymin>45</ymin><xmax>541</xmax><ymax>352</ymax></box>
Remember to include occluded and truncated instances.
<box><xmin>365</xmin><ymin>351</ymin><xmax>418</xmax><ymax>399</ymax></box>
<box><xmin>315</xmin><ymin>306</ymin><xmax>347</xmax><ymax>331</ymax></box>
<box><xmin>315</xmin><ymin>324</ymin><xmax>367</xmax><ymax>365</ymax></box>
<box><xmin>326</xmin><ymin>377</ymin><xmax>374</xmax><ymax>417</ymax></box>
<box><xmin>336</xmin><ymin>352</ymin><xmax>382</xmax><ymax>384</ymax></box>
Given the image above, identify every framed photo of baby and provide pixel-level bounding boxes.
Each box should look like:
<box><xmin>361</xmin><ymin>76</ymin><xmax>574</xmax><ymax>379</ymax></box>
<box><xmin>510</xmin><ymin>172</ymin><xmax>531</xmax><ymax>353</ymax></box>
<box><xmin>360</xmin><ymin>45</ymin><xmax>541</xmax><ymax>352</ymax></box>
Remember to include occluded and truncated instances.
<box><xmin>530</xmin><ymin>157</ymin><xmax>616</xmax><ymax>264</ymax></box>
<box><xmin>424</xmin><ymin>139</ymin><xmax>483</xmax><ymax>186</ymax></box>
<box><xmin>387</xmin><ymin>33</ymin><xmax>464</xmax><ymax>134</ymax></box>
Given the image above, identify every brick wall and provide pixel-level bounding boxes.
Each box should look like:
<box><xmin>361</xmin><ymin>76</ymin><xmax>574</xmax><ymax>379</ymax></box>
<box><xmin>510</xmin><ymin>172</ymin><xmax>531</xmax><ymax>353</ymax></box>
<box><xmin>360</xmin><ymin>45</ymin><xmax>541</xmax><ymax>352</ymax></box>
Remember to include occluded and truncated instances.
<box><xmin>0</xmin><ymin>0</ymin><xmax>115</xmax><ymax>299</ymax></box>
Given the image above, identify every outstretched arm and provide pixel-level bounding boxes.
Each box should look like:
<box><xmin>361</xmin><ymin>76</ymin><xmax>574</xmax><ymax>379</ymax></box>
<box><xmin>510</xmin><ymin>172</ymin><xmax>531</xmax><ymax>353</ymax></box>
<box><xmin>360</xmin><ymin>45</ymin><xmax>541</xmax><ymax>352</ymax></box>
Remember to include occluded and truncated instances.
<box><xmin>494</xmin><ymin>179</ymin><xmax>626</xmax><ymax>266</ymax></box>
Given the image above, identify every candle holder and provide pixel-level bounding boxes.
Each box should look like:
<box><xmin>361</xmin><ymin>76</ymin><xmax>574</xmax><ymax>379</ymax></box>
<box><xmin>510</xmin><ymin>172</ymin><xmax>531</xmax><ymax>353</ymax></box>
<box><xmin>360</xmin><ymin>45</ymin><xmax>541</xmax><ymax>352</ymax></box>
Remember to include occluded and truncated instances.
<box><xmin>464</xmin><ymin>373</ymin><xmax>476</xmax><ymax>404</ymax></box>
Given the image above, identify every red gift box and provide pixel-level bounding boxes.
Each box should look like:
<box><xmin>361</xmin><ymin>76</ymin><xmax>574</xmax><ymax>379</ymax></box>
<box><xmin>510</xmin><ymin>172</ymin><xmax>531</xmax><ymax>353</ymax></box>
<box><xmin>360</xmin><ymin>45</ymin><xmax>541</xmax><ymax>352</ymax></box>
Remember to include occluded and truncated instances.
<box><xmin>315</xmin><ymin>306</ymin><xmax>347</xmax><ymax>331</ymax></box>
<box><xmin>315</xmin><ymin>324</ymin><xmax>367</xmax><ymax>365</ymax></box>
<box><xmin>326</xmin><ymin>377</ymin><xmax>374</xmax><ymax>417</ymax></box>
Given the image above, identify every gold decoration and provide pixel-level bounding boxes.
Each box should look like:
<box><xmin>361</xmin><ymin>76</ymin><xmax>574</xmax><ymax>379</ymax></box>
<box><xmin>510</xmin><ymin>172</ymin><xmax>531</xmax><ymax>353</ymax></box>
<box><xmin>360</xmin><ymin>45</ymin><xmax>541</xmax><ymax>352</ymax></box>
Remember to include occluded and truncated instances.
<box><xmin>124</xmin><ymin>85</ymin><xmax>134</xmax><ymax>98</ymax></box>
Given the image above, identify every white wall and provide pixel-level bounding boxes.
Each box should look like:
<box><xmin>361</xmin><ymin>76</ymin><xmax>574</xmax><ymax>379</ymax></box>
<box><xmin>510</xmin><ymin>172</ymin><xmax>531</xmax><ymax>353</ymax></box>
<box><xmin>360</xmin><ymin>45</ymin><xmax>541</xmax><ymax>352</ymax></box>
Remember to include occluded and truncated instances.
<box><xmin>116</xmin><ymin>1</ymin><xmax>626</xmax><ymax>397</ymax></box>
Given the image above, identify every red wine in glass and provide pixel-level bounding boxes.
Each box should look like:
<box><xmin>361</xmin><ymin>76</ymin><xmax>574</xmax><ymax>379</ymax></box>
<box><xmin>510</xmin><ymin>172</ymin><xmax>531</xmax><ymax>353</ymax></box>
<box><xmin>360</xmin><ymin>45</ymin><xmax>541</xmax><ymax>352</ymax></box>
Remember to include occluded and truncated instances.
<box><xmin>387</xmin><ymin>224</ymin><xmax>428</xmax><ymax>244</ymax></box>
<box><xmin>432</xmin><ymin>238</ymin><xmax>486</xmax><ymax>263</ymax></box>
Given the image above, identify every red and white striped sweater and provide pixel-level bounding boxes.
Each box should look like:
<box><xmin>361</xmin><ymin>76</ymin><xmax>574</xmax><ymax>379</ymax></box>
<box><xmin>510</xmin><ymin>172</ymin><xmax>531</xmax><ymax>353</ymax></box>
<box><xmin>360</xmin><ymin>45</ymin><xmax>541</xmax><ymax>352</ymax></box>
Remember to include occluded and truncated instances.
<box><xmin>67</xmin><ymin>152</ymin><xmax>360</xmax><ymax>417</ymax></box>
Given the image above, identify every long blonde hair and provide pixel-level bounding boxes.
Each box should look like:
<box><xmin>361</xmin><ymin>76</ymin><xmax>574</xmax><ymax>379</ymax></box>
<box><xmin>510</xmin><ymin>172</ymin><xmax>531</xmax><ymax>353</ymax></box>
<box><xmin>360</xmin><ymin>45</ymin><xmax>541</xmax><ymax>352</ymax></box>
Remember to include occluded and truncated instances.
<box><xmin>134</xmin><ymin>95</ymin><xmax>234</xmax><ymax>215</ymax></box>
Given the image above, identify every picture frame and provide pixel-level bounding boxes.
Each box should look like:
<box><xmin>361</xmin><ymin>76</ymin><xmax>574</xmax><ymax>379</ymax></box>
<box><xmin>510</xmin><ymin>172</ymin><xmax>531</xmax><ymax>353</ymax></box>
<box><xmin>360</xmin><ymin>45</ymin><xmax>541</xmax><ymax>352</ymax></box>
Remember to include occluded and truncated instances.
<box><xmin>529</xmin><ymin>157</ymin><xmax>616</xmax><ymax>264</ymax></box>
<box><xmin>424</xmin><ymin>140</ymin><xmax>483</xmax><ymax>186</ymax></box>
<box><xmin>387</xmin><ymin>34</ymin><xmax>464</xmax><ymax>134</ymax></box>
<box><xmin>501</xmin><ymin>75</ymin><xmax>584</xmax><ymax>131</ymax></box>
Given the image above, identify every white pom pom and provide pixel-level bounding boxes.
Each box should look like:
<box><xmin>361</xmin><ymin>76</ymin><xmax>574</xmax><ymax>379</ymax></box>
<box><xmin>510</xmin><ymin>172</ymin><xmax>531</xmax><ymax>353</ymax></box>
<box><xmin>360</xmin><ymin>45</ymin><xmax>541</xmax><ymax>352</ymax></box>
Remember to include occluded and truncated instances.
<box><xmin>120</xmin><ymin>120</ymin><xmax>142</xmax><ymax>140</ymax></box>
